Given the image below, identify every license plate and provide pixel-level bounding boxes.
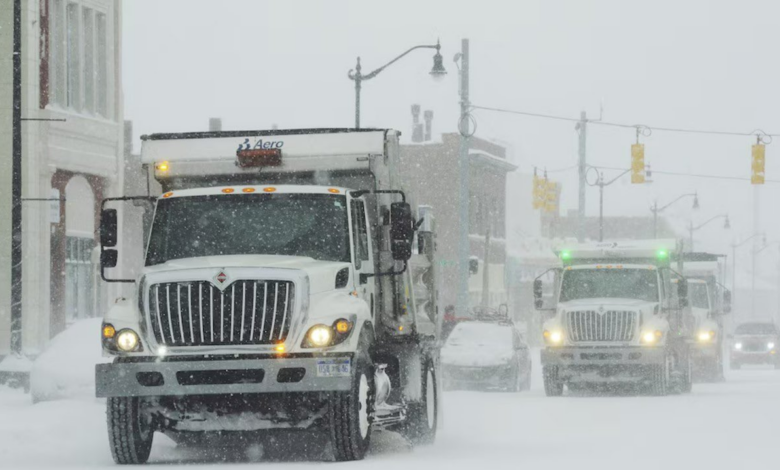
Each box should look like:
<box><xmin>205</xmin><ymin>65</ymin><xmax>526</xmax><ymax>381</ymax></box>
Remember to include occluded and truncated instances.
<box><xmin>316</xmin><ymin>359</ymin><xmax>351</xmax><ymax>377</ymax></box>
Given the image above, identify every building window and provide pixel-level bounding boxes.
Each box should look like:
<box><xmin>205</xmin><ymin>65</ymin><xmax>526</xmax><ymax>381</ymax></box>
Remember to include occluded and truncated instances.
<box><xmin>65</xmin><ymin>3</ymin><xmax>80</xmax><ymax>109</ymax></box>
<box><xmin>82</xmin><ymin>7</ymin><xmax>94</xmax><ymax>113</ymax></box>
<box><xmin>47</xmin><ymin>1</ymin><xmax>110</xmax><ymax>117</ymax></box>
<box><xmin>95</xmin><ymin>13</ymin><xmax>108</xmax><ymax>116</ymax></box>
<box><xmin>65</xmin><ymin>236</ymin><xmax>96</xmax><ymax>321</ymax></box>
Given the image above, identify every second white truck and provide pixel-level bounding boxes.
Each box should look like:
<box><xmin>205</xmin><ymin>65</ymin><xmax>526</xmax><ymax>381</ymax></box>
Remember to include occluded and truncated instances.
<box><xmin>535</xmin><ymin>241</ymin><xmax>694</xmax><ymax>396</ymax></box>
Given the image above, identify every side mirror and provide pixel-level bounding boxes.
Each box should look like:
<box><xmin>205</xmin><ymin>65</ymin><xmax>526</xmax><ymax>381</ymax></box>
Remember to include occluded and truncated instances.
<box><xmin>100</xmin><ymin>209</ymin><xmax>118</xmax><ymax>247</ymax></box>
<box><xmin>101</xmin><ymin>249</ymin><xmax>118</xmax><ymax>268</ymax></box>
<box><xmin>469</xmin><ymin>258</ymin><xmax>479</xmax><ymax>275</ymax></box>
<box><xmin>390</xmin><ymin>202</ymin><xmax>413</xmax><ymax>261</ymax></box>
<box><xmin>723</xmin><ymin>290</ymin><xmax>732</xmax><ymax>314</ymax></box>
<box><xmin>677</xmin><ymin>278</ymin><xmax>689</xmax><ymax>308</ymax></box>
<box><xmin>533</xmin><ymin>279</ymin><xmax>543</xmax><ymax>309</ymax></box>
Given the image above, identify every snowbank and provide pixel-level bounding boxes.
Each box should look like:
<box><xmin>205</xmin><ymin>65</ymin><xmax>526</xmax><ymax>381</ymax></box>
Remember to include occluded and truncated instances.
<box><xmin>29</xmin><ymin>318</ymin><xmax>111</xmax><ymax>403</ymax></box>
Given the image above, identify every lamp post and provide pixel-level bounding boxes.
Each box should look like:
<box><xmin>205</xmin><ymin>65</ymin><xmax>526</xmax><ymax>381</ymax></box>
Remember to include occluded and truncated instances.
<box><xmin>731</xmin><ymin>233</ymin><xmax>766</xmax><ymax>318</ymax></box>
<box><xmin>455</xmin><ymin>39</ymin><xmax>471</xmax><ymax>317</ymax></box>
<box><xmin>688</xmin><ymin>214</ymin><xmax>730</xmax><ymax>252</ymax></box>
<box><xmin>347</xmin><ymin>41</ymin><xmax>446</xmax><ymax>129</ymax></box>
<box><xmin>586</xmin><ymin>167</ymin><xmax>631</xmax><ymax>242</ymax></box>
<box><xmin>650</xmin><ymin>192</ymin><xmax>699</xmax><ymax>238</ymax></box>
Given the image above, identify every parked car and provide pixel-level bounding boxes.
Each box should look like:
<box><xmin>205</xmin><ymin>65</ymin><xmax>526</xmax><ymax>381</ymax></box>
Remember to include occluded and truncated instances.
<box><xmin>442</xmin><ymin>320</ymin><xmax>532</xmax><ymax>392</ymax></box>
<box><xmin>730</xmin><ymin>322</ymin><xmax>780</xmax><ymax>369</ymax></box>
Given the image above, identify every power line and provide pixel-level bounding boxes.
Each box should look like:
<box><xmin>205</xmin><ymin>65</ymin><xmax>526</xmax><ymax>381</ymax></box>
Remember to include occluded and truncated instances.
<box><xmin>471</xmin><ymin>104</ymin><xmax>780</xmax><ymax>138</ymax></box>
<box><xmin>590</xmin><ymin>164</ymin><xmax>780</xmax><ymax>184</ymax></box>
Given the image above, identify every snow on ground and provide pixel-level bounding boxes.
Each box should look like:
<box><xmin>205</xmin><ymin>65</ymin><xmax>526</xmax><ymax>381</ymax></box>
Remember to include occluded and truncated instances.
<box><xmin>2</xmin><ymin>353</ymin><xmax>780</xmax><ymax>469</ymax></box>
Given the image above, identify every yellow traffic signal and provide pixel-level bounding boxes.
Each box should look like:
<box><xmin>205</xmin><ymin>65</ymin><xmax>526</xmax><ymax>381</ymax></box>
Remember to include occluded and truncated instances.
<box><xmin>532</xmin><ymin>174</ymin><xmax>545</xmax><ymax>209</ymax></box>
<box><xmin>544</xmin><ymin>181</ymin><xmax>558</xmax><ymax>213</ymax></box>
<box><xmin>631</xmin><ymin>144</ymin><xmax>645</xmax><ymax>184</ymax></box>
<box><xmin>752</xmin><ymin>144</ymin><xmax>765</xmax><ymax>185</ymax></box>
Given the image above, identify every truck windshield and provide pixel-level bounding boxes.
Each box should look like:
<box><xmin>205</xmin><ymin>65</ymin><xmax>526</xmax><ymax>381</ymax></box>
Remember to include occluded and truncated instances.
<box><xmin>560</xmin><ymin>268</ymin><xmax>659</xmax><ymax>303</ymax></box>
<box><xmin>689</xmin><ymin>283</ymin><xmax>710</xmax><ymax>309</ymax></box>
<box><xmin>145</xmin><ymin>194</ymin><xmax>350</xmax><ymax>266</ymax></box>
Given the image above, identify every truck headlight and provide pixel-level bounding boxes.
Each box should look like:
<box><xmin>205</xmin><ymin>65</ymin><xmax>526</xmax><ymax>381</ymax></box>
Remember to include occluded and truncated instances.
<box><xmin>734</xmin><ymin>342</ymin><xmax>743</xmax><ymax>350</ymax></box>
<box><xmin>543</xmin><ymin>330</ymin><xmax>563</xmax><ymax>345</ymax></box>
<box><xmin>116</xmin><ymin>329</ymin><xmax>140</xmax><ymax>352</ymax></box>
<box><xmin>641</xmin><ymin>330</ymin><xmax>663</xmax><ymax>345</ymax></box>
<box><xmin>302</xmin><ymin>319</ymin><xmax>354</xmax><ymax>348</ymax></box>
<box><xmin>768</xmin><ymin>342</ymin><xmax>775</xmax><ymax>350</ymax></box>
<box><xmin>697</xmin><ymin>331</ymin><xmax>715</xmax><ymax>342</ymax></box>
<box><xmin>307</xmin><ymin>325</ymin><xmax>333</xmax><ymax>347</ymax></box>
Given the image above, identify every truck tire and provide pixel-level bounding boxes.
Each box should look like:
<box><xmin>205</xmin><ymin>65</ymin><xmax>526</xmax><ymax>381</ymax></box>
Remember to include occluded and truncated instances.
<box><xmin>107</xmin><ymin>397</ymin><xmax>154</xmax><ymax>465</ymax></box>
<box><xmin>649</xmin><ymin>356</ymin><xmax>669</xmax><ymax>396</ymax></box>
<box><xmin>543</xmin><ymin>366</ymin><xmax>563</xmax><ymax>397</ymax></box>
<box><xmin>329</xmin><ymin>354</ymin><xmax>374</xmax><ymax>461</ymax></box>
<box><xmin>400</xmin><ymin>360</ymin><xmax>438</xmax><ymax>445</ymax></box>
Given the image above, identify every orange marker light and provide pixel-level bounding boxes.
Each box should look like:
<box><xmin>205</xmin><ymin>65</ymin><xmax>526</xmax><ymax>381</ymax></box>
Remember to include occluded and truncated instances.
<box><xmin>399</xmin><ymin>325</ymin><xmax>404</xmax><ymax>332</ymax></box>
<box><xmin>335</xmin><ymin>320</ymin><xmax>352</xmax><ymax>334</ymax></box>
<box><xmin>222</xmin><ymin>188</ymin><xmax>235</xmax><ymax>194</ymax></box>
<box><xmin>155</xmin><ymin>161</ymin><xmax>170</xmax><ymax>172</ymax></box>
<box><xmin>102</xmin><ymin>324</ymin><xmax>116</xmax><ymax>339</ymax></box>
<box><xmin>162</xmin><ymin>192</ymin><xmax>174</xmax><ymax>198</ymax></box>
<box><xmin>328</xmin><ymin>188</ymin><xmax>340</xmax><ymax>194</ymax></box>
<box><xmin>242</xmin><ymin>187</ymin><xmax>256</xmax><ymax>193</ymax></box>
<box><xmin>275</xmin><ymin>344</ymin><xmax>286</xmax><ymax>353</ymax></box>
<box><xmin>263</xmin><ymin>187</ymin><xmax>277</xmax><ymax>193</ymax></box>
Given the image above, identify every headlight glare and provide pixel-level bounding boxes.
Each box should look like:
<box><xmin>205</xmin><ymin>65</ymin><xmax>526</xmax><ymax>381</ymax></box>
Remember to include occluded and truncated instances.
<box><xmin>734</xmin><ymin>342</ymin><xmax>743</xmax><ymax>350</ymax></box>
<box><xmin>307</xmin><ymin>325</ymin><xmax>333</xmax><ymax>347</ymax></box>
<box><xmin>698</xmin><ymin>331</ymin><xmax>715</xmax><ymax>342</ymax></box>
<box><xmin>116</xmin><ymin>329</ymin><xmax>140</xmax><ymax>352</ymax></box>
<box><xmin>543</xmin><ymin>330</ymin><xmax>563</xmax><ymax>345</ymax></box>
<box><xmin>768</xmin><ymin>342</ymin><xmax>775</xmax><ymax>350</ymax></box>
<box><xmin>641</xmin><ymin>330</ymin><xmax>663</xmax><ymax>345</ymax></box>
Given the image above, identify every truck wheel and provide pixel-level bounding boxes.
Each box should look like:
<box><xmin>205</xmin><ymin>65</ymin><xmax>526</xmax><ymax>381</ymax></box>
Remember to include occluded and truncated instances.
<box><xmin>543</xmin><ymin>366</ymin><xmax>563</xmax><ymax>397</ymax></box>
<box><xmin>400</xmin><ymin>360</ymin><xmax>438</xmax><ymax>445</ymax></box>
<box><xmin>107</xmin><ymin>397</ymin><xmax>154</xmax><ymax>465</ymax></box>
<box><xmin>649</xmin><ymin>356</ymin><xmax>669</xmax><ymax>396</ymax></box>
<box><xmin>329</xmin><ymin>354</ymin><xmax>374</xmax><ymax>462</ymax></box>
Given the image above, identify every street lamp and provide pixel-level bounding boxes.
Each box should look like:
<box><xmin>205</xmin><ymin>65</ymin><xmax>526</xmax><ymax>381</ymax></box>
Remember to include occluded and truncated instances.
<box><xmin>586</xmin><ymin>167</ymin><xmax>632</xmax><ymax>242</ymax></box>
<box><xmin>347</xmin><ymin>41</ymin><xmax>446</xmax><ymax>129</ymax></box>
<box><xmin>731</xmin><ymin>233</ymin><xmax>766</xmax><ymax>317</ymax></box>
<box><xmin>650</xmin><ymin>191</ymin><xmax>699</xmax><ymax>239</ymax></box>
<box><xmin>688</xmin><ymin>214</ymin><xmax>730</xmax><ymax>252</ymax></box>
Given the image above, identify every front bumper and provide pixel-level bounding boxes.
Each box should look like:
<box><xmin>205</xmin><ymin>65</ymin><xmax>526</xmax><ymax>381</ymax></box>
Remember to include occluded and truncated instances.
<box><xmin>732</xmin><ymin>351</ymin><xmax>777</xmax><ymax>364</ymax></box>
<box><xmin>542</xmin><ymin>346</ymin><xmax>665</xmax><ymax>383</ymax></box>
<box><xmin>95</xmin><ymin>354</ymin><xmax>353</xmax><ymax>398</ymax></box>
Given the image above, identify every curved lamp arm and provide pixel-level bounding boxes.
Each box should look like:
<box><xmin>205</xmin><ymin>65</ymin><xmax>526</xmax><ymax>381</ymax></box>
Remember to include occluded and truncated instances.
<box><xmin>348</xmin><ymin>44</ymin><xmax>440</xmax><ymax>82</ymax></box>
<box><xmin>655</xmin><ymin>192</ymin><xmax>697</xmax><ymax>213</ymax></box>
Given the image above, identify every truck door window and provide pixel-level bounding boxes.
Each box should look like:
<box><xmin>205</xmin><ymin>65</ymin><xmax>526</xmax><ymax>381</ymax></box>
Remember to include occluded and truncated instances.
<box><xmin>351</xmin><ymin>200</ymin><xmax>369</xmax><ymax>262</ymax></box>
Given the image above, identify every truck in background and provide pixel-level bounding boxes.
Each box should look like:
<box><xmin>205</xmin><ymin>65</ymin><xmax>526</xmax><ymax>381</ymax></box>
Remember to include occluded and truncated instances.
<box><xmin>677</xmin><ymin>253</ymin><xmax>731</xmax><ymax>381</ymax></box>
<box><xmin>534</xmin><ymin>240</ymin><xmax>694</xmax><ymax>396</ymax></box>
<box><xmin>94</xmin><ymin>129</ymin><xmax>440</xmax><ymax>463</ymax></box>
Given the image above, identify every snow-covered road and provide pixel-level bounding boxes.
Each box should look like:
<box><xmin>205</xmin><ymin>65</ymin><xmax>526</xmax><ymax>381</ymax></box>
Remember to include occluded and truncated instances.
<box><xmin>2</xmin><ymin>362</ymin><xmax>778</xmax><ymax>469</ymax></box>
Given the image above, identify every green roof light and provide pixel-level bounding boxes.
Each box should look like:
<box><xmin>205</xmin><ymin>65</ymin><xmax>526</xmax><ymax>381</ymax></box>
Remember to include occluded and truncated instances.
<box><xmin>560</xmin><ymin>251</ymin><xmax>572</xmax><ymax>260</ymax></box>
<box><xmin>656</xmin><ymin>249</ymin><xmax>669</xmax><ymax>259</ymax></box>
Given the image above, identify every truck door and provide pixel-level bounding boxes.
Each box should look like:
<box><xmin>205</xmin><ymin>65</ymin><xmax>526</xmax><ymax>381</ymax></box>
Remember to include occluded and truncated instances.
<box><xmin>350</xmin><ymin>198</ymin><xmax>375</xmax><ymax>318</ymax></box>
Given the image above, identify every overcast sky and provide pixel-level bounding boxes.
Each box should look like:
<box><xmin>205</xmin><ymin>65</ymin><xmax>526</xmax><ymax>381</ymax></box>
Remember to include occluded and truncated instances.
<box><xmin>123</xmin><ymin>0</ymin><xmax>780</xmax><ymax>286</ymax></box>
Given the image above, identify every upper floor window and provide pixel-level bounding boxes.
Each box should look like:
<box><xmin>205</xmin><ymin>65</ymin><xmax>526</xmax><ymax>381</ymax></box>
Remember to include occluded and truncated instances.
<box><xmin>47</xmin><ymin>1</ymin><xmax>110</xmax><ymax>118</ymax></box>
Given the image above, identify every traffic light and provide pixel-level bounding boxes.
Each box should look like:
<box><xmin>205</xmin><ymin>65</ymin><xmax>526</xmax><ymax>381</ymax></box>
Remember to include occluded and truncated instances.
<box><xmin>544</xmin><ymin>181</ymin><xmax>558</xmax><ymax>213</ymax></box>
<box><xmin>532</xmin><ymin>174</ymin><xmax>545</xmax><ymax>209</ymax></box>
<box><xmin>631</xmin><ymin>143</ymin><xmax>645</xmax><ymax>184</ymax></box>
<box><xmin>752</xmin><ymin>144</ymin><xmax>765</xmax><ymax>185</ymax></box>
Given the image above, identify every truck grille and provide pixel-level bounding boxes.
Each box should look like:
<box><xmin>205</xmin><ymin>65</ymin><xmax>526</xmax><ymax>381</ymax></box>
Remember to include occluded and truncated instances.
<box><xmin>147</xmin><ymin>280</ymin><xmax>294</xmax><ymax>347</ymax></box>
<box><xmin>566</xmin><ymin>310</ymin><xmax>637</xmax><ymax>343</ymax></box>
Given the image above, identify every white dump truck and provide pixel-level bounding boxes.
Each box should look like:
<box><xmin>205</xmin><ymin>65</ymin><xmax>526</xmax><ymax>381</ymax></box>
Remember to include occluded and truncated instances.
<box><xmin>534</xmin><ymin>240</ymin><xmax>694</xmax><ymax>396</ymax></box>
<box><xmin>95</xmin><ymin>129</ymin><xmax>440</xmax><ymax>463</ymax></box>
<box><xmin>678</xmin><ymin>253</ymin><xmax>731</xmax><ymax>381</ymax></box>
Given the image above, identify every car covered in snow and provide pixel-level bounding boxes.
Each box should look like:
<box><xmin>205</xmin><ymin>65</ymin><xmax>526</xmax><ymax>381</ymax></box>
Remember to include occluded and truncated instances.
<box><xmin>731</xmin><ymin>322</ymin><xmax>780</xmax><ymax>369</ymax></box>
<box><xmin>441</xmin><ymin>321</ymin><xmax>531</xmax><ymax>392</ymax></box>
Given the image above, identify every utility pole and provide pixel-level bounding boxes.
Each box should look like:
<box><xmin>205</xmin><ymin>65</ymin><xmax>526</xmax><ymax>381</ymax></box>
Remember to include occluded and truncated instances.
<box><xmin>481</xmin><ymin>221</ymin><xmax>491</xmax><ymax>312</ymax></box>
<box><xmin>576</xmin><ymin>111</ymin><xmax>587</xmax><ymax>241</ymax></box>
<box><xmin>751</xmin><ymin>185</ymin><xmax>760</xmax><ymax>317</ymax></box>
<box><xmin>11</xmin><ymin>0</ymin><xmax>23</xmax><ymax>355</ymax></box>
<box><xmin>457</xmin><ymin>38</ymin><xmax>471</xmax><ymax>317</ymax></box>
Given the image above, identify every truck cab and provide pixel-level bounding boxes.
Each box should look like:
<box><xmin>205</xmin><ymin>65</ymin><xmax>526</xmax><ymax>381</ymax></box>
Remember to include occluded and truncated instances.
<box><xmin>535</xmin><ymin>240</ymin><xmax>694</xmax><ymax>396</ymax></box>
<box><xmin>94</xmin><ymin>129</ymin><xmax>440</xmax><ymax>463</ymax></box>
